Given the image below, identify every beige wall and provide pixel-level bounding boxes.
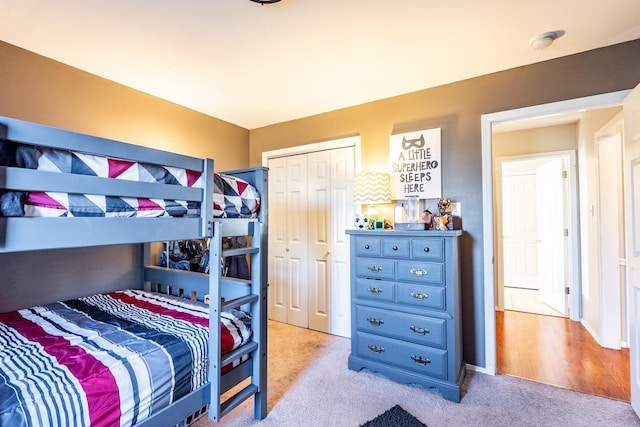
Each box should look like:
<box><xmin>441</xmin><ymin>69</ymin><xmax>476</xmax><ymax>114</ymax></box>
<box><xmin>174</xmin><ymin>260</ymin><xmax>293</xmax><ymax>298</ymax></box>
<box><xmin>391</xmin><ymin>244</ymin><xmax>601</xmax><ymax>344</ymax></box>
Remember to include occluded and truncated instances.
<box><xmin>0</xmin><ymin>41</ymin><xmax>249</xmax><ymax>171</ymax></box>
<box><xmin>0</xmin><ymin>40</ymin><xmax>250</xmax><ymax>312</ymax></box>
<box><xmin>492</xmin><ymin>123</ymin><xmax>578</xmax><ymax>158</ymax></box>
<box><xmin>249</xmin><ymin>39</ymin><xmax>640</xmax><ymax>367</ymax></box>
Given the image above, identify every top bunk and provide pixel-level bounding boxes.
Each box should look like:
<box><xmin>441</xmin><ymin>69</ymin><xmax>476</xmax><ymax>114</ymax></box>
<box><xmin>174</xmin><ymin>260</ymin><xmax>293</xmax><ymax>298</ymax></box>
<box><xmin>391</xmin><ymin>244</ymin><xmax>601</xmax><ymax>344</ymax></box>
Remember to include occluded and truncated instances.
<box><xmin>0</xmin><ymin>116</ymin><xmax>266</xmax><ymax>252</ymax></box>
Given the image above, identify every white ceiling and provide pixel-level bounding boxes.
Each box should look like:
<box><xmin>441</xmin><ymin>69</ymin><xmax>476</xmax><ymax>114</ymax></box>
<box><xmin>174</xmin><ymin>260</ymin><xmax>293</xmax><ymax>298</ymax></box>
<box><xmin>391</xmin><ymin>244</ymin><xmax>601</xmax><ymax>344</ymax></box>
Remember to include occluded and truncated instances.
<box><xmin>1</xmin><ymin>0</ymin><xmax>639</xmax><ymax>130</ymax></box>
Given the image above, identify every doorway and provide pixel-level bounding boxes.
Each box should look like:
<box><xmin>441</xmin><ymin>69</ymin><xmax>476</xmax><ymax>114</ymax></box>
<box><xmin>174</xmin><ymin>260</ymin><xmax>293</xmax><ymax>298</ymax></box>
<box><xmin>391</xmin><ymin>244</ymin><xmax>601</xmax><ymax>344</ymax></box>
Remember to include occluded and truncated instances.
<box><xmin>495</xmin><ymin>153</ymin><xmax>575</xmax><ymax>318</ymax></box>
<box><xmin>482</xmin><ymin>91</ymin><xmax>630</xmax><ymax>398</ymax></box>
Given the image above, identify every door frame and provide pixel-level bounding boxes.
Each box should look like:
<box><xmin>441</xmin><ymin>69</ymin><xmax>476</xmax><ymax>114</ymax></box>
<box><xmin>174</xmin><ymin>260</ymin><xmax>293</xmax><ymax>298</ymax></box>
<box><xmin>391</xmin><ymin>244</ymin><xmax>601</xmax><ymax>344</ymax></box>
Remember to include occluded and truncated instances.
<box><xmin>480</xmin><ymin>90</ymin><xmax>631</xmax><ymax>375</ymax></box>
<box><xmin>495</xmin><ymin>151</ymin><xmax>575</xmax><ymax>315</ymax></box>
<box><xmin>262</xmin><ymin>136</ymin><xmax>361</xmax><ymax>168</ymax></box>
<box><xmin>595</xmin><ymin>114</ymin><xmax>626</xmax><ymax>349</ymax></box>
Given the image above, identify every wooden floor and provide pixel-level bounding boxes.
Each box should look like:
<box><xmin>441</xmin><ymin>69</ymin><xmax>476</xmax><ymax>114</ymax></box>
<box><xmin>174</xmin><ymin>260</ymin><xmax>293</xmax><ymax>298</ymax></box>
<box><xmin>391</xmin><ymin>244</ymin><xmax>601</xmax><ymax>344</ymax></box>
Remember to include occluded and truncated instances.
<box><xmin>496</xmin><ymin>310</ymin><xmax>630</xmax><ymax>402</ymax></box>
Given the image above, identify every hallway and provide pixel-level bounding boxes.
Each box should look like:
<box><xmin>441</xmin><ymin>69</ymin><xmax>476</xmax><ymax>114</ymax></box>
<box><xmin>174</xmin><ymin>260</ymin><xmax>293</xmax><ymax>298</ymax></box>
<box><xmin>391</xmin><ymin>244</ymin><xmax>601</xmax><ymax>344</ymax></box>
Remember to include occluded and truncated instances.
<box><xmin>496</xmin><ymin>310</ymin><xmax>630</xmax><ymax>402</ymax></box>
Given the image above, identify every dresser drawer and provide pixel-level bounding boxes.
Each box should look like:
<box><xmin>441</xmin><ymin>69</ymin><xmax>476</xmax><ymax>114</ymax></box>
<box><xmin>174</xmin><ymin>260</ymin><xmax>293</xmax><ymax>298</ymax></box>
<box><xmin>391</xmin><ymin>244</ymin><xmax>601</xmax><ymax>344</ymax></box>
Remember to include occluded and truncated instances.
<box><xmin>355</xmin><ymin>278</ymin><xmax>395</xmax><ymax>302</ymax></box>
<box><xmin>355</xmin><ymin>257</ymin><xmax>395</xmax><ymax>279</ymax></box>
<box><xmin>354</xmin><ymin>237</ymin><xmax>381</xmax><ymax>257</ymax></box>
<box><xmin>411</xmin><ymin>238</ymin><xmax>444</xmax><ymax>261</ymax></box>
<box><xmin>397</xmin><ymin>283</ymin><xmax>446</xmax><ymax>310</ymax></box>
<box><xmin>355</xmin><ymin>332</ymin><xmax>447</xmax><ymax>380</ymax></box>
<box><xmin>355</xmin><ymin>305</ymin><xmax>447</xmax><ymax>349</ymax></box>
<box><xmin>382</xmin><ymin>239</ymin><xmax>410</xmax><ymax>258</ymax></box>
<box><xmin>397</xmin><ymin>260</ymin><xmax>444</xmax><ymax>284</ymax></box>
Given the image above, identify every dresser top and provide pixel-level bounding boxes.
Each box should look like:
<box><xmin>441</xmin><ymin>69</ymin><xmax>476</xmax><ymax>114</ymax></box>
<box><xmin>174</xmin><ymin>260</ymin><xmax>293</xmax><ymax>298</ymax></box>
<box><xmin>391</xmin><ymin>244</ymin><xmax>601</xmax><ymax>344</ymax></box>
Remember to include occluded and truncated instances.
<box><xmin>346</xmin><ymin>229</ymin><xmax>463</xmax><ymax>237</ymax></box>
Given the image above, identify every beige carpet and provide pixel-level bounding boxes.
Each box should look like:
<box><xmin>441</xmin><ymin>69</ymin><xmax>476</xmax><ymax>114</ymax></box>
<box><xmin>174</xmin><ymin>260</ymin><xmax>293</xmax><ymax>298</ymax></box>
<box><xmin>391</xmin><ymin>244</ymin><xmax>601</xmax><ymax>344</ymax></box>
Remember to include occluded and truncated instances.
<box><xmin>194</xmin><ymin>321</ymin><xmax>639</xmax><ymax>427</ymax></box>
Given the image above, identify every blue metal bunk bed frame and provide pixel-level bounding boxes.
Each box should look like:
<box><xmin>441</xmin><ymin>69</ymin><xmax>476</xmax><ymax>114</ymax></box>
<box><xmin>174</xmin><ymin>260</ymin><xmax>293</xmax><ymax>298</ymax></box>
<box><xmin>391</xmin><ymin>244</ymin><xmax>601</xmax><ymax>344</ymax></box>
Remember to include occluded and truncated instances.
<box><xmin>0</xmin><ymin>116</ymin><xmax>268</xmax><ymax>425</ymax></box>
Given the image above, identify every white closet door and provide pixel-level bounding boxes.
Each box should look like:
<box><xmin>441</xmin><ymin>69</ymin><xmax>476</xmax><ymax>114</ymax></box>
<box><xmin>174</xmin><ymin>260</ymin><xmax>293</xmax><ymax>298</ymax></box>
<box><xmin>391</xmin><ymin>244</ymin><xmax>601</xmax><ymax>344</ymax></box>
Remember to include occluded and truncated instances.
<box><xmin>284</xmin><ymin>154</ymin><xmax>309</xmax><ymax>328</ymax></box>
<box><xmin>267</xmin><ymin>154</ymin><xmax>309</xmax><ymax>327</ymax></box>
<box><xmin>307</xmin><ymin>147</ymin><xmax>355</xmax><ymax>336</ymax></box>
<box><xmin>307</xmin><ymin>151</ymin><xmax>331</xmax><ymax>333</ymax></box>
<box><xmin>267</xmin><ymin>157</ymin><xmax>289</xmax><ymax>323</ymax></box>
<box><xmin>327</xmin><ymin>147</ymin><xmax>355</xmax><ymax>337</ymax></box>
<box><xmin>268</xmin><ymin>144</ymin><xmax>355</xmax><ymax>337</ymax></box>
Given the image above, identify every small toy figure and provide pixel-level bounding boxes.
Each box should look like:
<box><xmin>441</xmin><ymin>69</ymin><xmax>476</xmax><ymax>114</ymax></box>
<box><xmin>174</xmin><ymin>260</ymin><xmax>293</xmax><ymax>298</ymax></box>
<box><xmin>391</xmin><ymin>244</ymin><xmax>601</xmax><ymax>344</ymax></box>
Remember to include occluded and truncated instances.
<box><xmin>437</xmin><ymin>197</ymin><xmax>452</xmax><ymax>216</ymax></box>
<box><xmin>434</xmin><ymin>215</ymin><xmax>449</xmax><ymax>231</ymax></box>
<box><xmin>434</xmin><ymin>197</ymin><xmax>452</xmax><ymax>230</ymax></box>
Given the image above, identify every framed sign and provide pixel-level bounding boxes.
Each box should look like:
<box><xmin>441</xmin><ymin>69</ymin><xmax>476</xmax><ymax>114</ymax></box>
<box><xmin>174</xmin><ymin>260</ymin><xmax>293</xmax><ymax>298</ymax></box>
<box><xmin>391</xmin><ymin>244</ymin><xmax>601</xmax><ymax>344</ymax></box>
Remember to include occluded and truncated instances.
<box><xmin>389</xmin><ymin>128</ymin><xmax>442</xmax><ymax>199</ymax></box>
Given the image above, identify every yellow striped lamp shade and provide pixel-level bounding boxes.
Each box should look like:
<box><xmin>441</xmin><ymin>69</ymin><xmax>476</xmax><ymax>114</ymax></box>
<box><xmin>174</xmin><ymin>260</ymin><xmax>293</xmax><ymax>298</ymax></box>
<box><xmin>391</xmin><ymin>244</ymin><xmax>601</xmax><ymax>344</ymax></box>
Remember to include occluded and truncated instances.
<box><xmin>353</xmin><ymin>172</ymin><xmax>391</xmax><ymax>204</ymax></box>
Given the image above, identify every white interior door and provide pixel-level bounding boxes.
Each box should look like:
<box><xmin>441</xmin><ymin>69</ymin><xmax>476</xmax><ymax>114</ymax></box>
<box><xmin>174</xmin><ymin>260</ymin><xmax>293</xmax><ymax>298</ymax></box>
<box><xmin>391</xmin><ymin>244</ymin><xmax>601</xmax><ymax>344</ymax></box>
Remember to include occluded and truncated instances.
<box><xmin>284</xmin><ymin>154</ymin><xmax>309</xmax><ymax>328</ymax></box>
<box><xmin>268</xmin><ymin>156</ymin><xmax>288</xmax><ymax>323</ymax></box>
<box><xmin>307</xmin><ymin>151</ymin><xmax>331</xmax><ymax>333</ymax></box>
<box><xmin>267</xmin><ymin>154</ymin><xmax>309</xmax><ymax>328</ymax></box>
<box><xmin>502</xmin><ymin>172</ymin><xmax>539</xmax><ymax>289</ymax></box>
<box><xmin>622</xmin><ymin>83</ymin><xmax>640</xmax><ymax>418</ymax></box>
<box><xmin>327</xmin><ymin>147</ymin><xmax>355</xmax><ymax>337</ymax></box>
<box><xmin>307</xmin><ymin>147</ymin><xmax>355</xmax><ymax>337</ymax></box>
<box><xmin>536</xmin><ymin>158</ymin><xmax>568</xmax><ymax>315</ymax></box>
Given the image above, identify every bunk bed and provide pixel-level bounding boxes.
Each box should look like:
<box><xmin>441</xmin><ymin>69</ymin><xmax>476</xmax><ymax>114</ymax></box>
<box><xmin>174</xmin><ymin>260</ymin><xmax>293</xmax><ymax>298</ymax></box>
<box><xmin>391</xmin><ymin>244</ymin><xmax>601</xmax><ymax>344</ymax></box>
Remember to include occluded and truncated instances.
<box><xmin>0</xmin><ymin>116</ymin><xmax>268</xmax><ymax>426</ymax></box>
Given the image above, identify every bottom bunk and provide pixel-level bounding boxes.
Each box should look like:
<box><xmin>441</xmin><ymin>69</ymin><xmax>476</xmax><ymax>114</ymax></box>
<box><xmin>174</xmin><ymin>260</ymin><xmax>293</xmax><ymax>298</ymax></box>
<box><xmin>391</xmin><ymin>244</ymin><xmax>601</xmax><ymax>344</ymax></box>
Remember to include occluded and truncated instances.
<box><xmin>0</xmin><ymin>289</ymin><xmax>251</xmax><ymax>426</ymax></box>
<box><xmin>0</xmin><ymin>217</ymin><xmax>268</xmax><ymax>427</ymax></box>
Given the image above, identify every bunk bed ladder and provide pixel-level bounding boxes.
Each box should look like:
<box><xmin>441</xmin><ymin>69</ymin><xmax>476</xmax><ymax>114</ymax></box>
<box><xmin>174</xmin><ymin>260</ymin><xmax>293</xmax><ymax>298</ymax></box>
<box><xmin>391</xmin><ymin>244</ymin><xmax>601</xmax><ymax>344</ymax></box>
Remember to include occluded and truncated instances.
<box><xmin>208</xmin><ymin>219</ymin><xmax>268</xmax><ymax>422</ymax></box>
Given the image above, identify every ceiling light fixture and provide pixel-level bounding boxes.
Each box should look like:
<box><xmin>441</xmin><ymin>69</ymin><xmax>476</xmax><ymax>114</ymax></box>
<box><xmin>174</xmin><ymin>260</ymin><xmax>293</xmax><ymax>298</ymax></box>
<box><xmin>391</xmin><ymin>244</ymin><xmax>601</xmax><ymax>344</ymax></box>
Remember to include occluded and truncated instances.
<box><xmin>530</xmin><ymin>30</ymin><xmax>565</xmax><ymax>50</ymax></box>
<box><xmin>250</xmin><ymin>0</ymin><xmax>281</xmax><ymax>4</ymax></box>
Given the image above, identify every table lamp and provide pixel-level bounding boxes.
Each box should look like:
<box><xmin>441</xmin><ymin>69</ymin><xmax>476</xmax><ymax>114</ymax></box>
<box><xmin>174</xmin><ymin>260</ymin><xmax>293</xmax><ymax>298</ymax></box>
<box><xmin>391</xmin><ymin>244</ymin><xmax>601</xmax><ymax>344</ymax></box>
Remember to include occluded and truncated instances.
<box><xmin>353</xmin><ymin>172</ymin><xmax>392</xmax><ymax>219</ymax></box>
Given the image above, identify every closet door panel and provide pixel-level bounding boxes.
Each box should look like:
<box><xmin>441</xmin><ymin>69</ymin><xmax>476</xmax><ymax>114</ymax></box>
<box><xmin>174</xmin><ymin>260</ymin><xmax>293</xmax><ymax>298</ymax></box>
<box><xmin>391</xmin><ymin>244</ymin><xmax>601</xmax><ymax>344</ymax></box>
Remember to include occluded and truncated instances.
<box><xmin>308</xmin><ymin>151</ymin><xmax>331</xmax><ymax>332</ymax></box>
<box><xmin>329</xmin><ymin>147</ymin><xmax>355</xmax><ymax>337</ymax></box>
<box><xmin>268</xmin><ymin>157</ymin><xmax>288</xmax><ymax>322</ymax></box>
<box><xmin>286</xmin><ymin>154</ymin><xmax>309</xmax><ymax>328</ymax></box>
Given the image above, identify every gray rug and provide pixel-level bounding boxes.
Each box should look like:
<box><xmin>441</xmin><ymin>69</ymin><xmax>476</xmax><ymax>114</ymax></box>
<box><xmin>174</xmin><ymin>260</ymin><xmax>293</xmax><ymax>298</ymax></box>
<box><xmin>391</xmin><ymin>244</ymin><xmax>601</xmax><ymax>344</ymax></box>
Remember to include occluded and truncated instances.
<box><xmin>359</xmin><ymin>404</ymin><xmax>427</xmax><ymax>427</ymax></box>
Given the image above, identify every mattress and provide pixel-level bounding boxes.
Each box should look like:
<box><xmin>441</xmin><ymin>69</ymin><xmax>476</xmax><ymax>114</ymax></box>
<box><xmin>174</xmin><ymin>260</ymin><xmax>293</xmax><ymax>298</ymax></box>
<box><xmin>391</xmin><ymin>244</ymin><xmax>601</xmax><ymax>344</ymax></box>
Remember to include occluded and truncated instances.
<box><xmin>0</xmin><ymin>141</ymin><xmax>260</xmax><ymax>219</ymax></box>
<box><xmin>0</xmin><ymin>290</ymin><xmax>252</xmax><ymax>427</ymax></box>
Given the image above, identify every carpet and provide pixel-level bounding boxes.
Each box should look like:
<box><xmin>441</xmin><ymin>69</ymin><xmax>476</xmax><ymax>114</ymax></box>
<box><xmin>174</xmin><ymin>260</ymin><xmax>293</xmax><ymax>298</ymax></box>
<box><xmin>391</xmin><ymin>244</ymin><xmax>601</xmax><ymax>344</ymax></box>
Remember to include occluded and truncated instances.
<box><xmin>359</xmin><ymin>404</ymin><xmax>427</xmax><ymax>427</ymax></box>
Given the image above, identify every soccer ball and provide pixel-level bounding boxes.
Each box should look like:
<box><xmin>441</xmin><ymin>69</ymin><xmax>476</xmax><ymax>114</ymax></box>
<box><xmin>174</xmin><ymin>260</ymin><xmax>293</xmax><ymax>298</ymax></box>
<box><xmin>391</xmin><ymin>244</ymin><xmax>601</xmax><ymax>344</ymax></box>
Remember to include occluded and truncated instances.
<box><xmin>354</xmin><ymin>213</ymin><xmax>370</xmax><ymax>230</ymax></box>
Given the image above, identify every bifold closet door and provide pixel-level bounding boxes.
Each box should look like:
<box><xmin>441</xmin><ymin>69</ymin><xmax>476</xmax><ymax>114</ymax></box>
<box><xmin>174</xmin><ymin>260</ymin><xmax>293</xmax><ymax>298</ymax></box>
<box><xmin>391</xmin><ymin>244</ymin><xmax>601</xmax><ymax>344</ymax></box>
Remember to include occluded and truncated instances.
<box><xmin>268</xmin><ymin>154</ymin><xmax>309</xmax><ymax>328</ymax></box>
<box><xmin>307</xmin><ymin>148</ymin><xmax>354</xmax><ymax>337</ymax></box>
<box><xmin>268</xmin><ymin>146</ymin><xmax>354</xmax><ymax>337</ymax></box>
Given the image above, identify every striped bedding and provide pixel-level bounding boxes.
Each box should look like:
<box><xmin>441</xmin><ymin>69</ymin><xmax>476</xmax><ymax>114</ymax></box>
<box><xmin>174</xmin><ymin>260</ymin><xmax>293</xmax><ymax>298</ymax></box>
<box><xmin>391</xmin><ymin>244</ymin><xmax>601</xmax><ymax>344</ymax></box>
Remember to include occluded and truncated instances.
<box><xmin>0</xmin><ymin>290</ymin><xmax>252</xmax><ymax>427</ymax></box>
<box><xmin>0</xmin><ymin>142</ymin><xmax>261</xmax><ymax>219</ymax></box>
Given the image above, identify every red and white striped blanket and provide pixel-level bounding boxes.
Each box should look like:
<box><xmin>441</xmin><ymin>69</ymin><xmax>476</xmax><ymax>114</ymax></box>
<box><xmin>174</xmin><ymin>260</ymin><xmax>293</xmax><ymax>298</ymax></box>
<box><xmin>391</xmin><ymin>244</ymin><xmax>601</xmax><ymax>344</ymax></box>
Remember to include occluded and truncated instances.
<box><xmin>0</xmin><ymin>290</ymin><xmax>251</xmax><ymax>426</ymax></box>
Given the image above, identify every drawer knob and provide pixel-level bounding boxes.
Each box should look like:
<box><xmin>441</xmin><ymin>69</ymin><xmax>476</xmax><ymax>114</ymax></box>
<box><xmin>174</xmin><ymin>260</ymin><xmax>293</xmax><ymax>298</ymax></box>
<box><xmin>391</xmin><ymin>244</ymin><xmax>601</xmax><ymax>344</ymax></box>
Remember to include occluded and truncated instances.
<box><xmin>364</xmin><ymin>244</ymin><xmax>370</xmax><ymax>250</ymax></box>
<box><xmin>410</xmin><ymin>325</ymin><xmax>430</xmax><ymax>335</ymax></box>
<box><xmin>411</xmin><ymin>355</ymin><xmax>431</xmax><ymax>365</ymax></box>
<box><xmin>367</xmin><ymin>317</ymin><xmax>385</xmax><ymax>326</ymax></box>
<box><xmin>392</xmin><ymin>245</ymin><xmax>398</xmax><ymax>251</ymax></box>
<box><xmin>367</xmin><ymin>287</ymin><xmax>383</xmax><ymax>295</ymax></box>
<box><xmin>423</xmin><ymin>247</ymin><xmax>430</xmax><ymax>253</ymax></box>
<box><xmin>368</xmin><ymin>265</ymin><xmax>383</xmax><ymax>273</ymax></box>
<box><xmin>368</xmin><ymin>344</ymin><xmax>385</xmax><ymax>354</ymax></box>
<box><xmin>410</xmin><ymin>291</ymin><xmax>428</xmax><ymax>300</ymax></box>
<box><xmin>410</xmin><ymin>268</ymin><xmax>428</xmax><ymax>277</ymax></box>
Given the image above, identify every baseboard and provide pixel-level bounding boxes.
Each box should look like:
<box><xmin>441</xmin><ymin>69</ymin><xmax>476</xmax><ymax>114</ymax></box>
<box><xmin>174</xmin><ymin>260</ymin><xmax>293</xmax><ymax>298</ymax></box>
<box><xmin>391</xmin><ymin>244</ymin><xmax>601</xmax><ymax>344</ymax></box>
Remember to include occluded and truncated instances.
<box><xmin>580</xmin><ymin>318</ymin><xmax>600</xmax><ymax>344</ymax></box>
<box><xmin>466</xmin><ymin>363</ymin><xmax>494</xmax><ymax>375</ymax></box>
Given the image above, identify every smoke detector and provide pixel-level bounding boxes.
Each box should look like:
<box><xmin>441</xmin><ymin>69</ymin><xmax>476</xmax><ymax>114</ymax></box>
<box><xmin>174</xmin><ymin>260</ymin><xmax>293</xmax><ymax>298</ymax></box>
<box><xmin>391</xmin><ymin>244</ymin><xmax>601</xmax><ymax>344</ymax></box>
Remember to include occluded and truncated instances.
<box><xmin>530</xmin><ymin>31</ymin><xmax>565</xmax><ymax>50</ymax></box>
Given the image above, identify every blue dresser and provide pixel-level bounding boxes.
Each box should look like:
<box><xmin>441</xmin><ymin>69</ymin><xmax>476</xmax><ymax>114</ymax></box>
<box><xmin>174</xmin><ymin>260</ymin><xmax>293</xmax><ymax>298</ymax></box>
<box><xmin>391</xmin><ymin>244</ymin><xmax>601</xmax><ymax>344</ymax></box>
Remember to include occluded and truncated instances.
<box><xmin>346</xmin><ymin>229</ymin><xmax>465</xmax><ymax>402</ymax></box>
